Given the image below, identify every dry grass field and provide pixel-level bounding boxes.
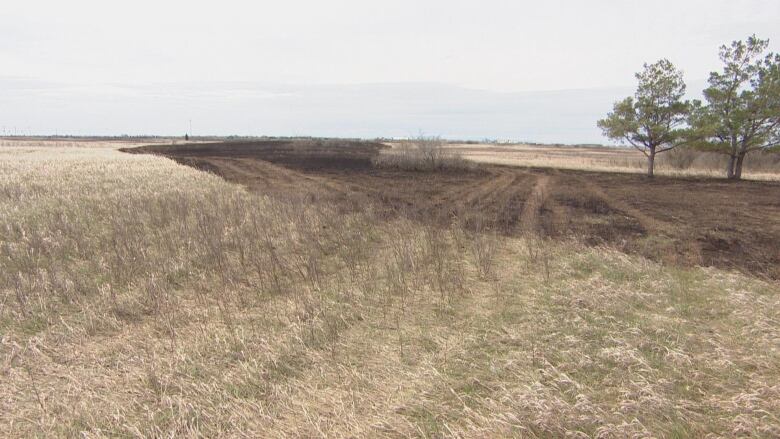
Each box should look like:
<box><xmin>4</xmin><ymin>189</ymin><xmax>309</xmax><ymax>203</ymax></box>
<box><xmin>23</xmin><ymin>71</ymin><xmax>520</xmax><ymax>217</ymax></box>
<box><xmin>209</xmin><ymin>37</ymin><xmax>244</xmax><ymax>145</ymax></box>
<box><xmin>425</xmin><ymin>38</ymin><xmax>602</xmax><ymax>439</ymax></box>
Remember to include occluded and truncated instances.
<box><xmin>1</xmin><ymin>139</ymin><xmax>780</xmax><ymax>437</ymax></box>
<box><xmin>438</xmin><ymin>143</ymin><xmax>780</xmax><ymax>181</ymax></box>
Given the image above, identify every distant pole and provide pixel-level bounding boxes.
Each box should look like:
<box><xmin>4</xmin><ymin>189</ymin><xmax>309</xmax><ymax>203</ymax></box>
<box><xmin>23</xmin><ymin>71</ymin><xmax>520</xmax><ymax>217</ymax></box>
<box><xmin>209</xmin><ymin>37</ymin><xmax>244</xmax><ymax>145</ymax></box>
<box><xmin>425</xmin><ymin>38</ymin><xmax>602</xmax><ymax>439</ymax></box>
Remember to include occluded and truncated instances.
<box><xmin>189</xmin><ymin>119</ymin><xmax>192</xmax><ymax>137</ymax></box>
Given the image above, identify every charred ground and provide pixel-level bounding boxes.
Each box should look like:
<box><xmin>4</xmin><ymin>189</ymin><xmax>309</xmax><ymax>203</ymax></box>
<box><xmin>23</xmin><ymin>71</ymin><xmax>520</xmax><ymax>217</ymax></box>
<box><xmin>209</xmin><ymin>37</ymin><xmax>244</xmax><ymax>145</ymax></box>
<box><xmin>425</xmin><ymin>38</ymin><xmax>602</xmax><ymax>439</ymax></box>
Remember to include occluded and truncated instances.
<box><xmin>124</xmin><ymin>140</ymin><xmax>780</xmax><ymax>279</ymax></box>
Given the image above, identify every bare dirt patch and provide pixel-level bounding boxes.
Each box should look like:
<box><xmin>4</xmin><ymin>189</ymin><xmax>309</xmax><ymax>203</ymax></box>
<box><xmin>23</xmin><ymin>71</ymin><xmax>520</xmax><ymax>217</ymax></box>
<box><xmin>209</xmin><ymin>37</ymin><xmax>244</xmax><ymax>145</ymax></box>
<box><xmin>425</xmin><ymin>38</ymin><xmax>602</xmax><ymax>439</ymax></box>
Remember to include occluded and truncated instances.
<box><xmin>124</xmin><ymin>140</ymin><xmax>780</xmax><ymax>279</ymax></box>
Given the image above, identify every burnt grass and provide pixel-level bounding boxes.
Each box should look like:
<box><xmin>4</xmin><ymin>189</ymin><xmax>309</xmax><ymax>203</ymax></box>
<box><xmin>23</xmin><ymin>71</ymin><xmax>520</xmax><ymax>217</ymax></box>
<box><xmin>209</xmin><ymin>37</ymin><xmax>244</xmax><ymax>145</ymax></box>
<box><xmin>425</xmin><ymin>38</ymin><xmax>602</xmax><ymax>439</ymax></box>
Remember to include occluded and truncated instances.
<box><xmin>123</xmin><ymin>140</ymin><xmax>780</xmax><ymax>280</ymax></box>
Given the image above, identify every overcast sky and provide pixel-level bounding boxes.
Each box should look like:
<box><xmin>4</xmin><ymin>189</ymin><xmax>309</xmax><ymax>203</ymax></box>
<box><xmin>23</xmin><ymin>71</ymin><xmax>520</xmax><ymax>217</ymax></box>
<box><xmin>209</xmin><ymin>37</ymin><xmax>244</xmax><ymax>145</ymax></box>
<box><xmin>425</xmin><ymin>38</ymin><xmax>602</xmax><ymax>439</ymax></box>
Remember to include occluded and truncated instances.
<box><xmin>2</xmin><ymin>0</ymin><xmax>779</xmax><ymax>142</ymax></box>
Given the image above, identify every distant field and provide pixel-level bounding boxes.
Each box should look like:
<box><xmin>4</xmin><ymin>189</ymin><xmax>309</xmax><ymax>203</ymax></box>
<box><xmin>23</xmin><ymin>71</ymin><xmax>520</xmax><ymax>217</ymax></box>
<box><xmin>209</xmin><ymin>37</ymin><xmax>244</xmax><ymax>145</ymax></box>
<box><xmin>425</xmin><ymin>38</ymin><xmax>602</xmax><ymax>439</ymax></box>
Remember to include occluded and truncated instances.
<box><xmin>0</xmin><ymin>137</ymin><xmax>176</xmax><ymax>149</ymax></box>
<box><xmin>434</xmin><ymin>142</ymin><xmax>780</xmax><ymax>181</ymax></box>
<box><xmin>1</xmin><ymin>140</ymin><xmax>779</xmax><ymax>437</ymax></box>
<box><xmin>5</xmin><ymin>137</ymin><xmax>777</xmax><ymax>181</ymax></box>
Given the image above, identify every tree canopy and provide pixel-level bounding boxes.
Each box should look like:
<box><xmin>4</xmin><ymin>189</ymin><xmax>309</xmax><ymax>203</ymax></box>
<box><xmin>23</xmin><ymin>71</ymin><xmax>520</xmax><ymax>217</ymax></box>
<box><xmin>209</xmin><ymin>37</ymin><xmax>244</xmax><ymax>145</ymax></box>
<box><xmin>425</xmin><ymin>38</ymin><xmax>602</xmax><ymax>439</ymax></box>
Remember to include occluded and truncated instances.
<box><xmin>598</xmin><ymin>59</ymin><xmax>691</xmax><ymax>176</ymax></box>
<box><xmin>689</xmin><ymin>35</ymin><xmax>780</xmax><ymax>179</ymax></box>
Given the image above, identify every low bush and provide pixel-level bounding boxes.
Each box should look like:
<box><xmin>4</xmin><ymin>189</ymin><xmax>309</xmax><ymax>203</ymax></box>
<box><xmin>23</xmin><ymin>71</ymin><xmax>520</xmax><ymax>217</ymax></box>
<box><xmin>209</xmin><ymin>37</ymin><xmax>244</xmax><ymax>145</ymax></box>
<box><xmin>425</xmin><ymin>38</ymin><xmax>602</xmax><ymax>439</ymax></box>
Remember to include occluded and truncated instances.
<box><xmin>372</xmin><ymin>136</ymin><xmax>475</xmax><ymax>171</ymax></box>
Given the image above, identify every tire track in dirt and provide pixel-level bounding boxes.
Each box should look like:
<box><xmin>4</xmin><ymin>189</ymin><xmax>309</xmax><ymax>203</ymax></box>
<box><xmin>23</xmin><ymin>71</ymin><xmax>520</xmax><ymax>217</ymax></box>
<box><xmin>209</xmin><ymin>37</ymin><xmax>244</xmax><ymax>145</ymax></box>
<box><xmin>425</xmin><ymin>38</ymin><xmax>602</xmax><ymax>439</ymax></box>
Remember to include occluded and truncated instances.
<box><xmin>519</xmin><ymin>174</ymin><xmax>551</xmax><ymax>236</ymax></box>
<box><xmin>574</xmin><ymin>176</ymin><xmax>671</xmax><ymax>235</ymax></box>
<box><xmin>463</xmin><ymin>170</ymin><xmax>517</xmax><ymax>207</ymax></box>
<box><xmin>425</xmin><ymin>169</ymin><xmax>536</xmax><ymax>232</ymax></box>
<box><xmin>538</xmin><ymin>169</ymin><xmax>568</xmax><ymax>237</ymax></box>
<box><xmin>490</xmin><ymin>173</ymin><xmax>536</xmax><ymax>233</ymax></box>
<box><xmin>122</xmin><ymin>141</ymin><xmax>780</xmax><ymax>279</ymax></box>
<box><xmin>199</xmin><ymin>156</ymin><xmax>350</xmax><ymax>196</ymax></box>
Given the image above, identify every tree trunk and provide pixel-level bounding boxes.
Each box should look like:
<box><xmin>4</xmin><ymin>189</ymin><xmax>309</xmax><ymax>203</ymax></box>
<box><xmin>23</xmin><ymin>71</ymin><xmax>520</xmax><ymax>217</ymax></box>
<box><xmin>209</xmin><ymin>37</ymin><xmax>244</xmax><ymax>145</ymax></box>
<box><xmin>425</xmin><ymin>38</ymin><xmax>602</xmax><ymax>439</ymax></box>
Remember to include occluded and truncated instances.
<box><xmin>726</xmin><ymin>155</ymin><xmax>736</xmax><ymax>179</ymax></box>
<box><xmin>734</xmin><ymin>153</ymin><xmax>746</xmax><ymax>180</ymax></box>
<box><xmin>647</xmin><ymin>148</ymin><xmax>656</xmax><ymax>177</ymax></box>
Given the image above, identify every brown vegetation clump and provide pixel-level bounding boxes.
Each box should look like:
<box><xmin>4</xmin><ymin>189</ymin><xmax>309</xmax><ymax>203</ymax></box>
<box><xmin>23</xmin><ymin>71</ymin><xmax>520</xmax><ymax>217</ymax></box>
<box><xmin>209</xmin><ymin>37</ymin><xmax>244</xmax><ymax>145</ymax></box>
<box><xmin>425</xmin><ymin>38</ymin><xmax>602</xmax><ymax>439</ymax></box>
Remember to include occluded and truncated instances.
<box><xmin>372</xmin><ymin>136</ymin><xmax>476</xmax><ymax>171</ymax></box>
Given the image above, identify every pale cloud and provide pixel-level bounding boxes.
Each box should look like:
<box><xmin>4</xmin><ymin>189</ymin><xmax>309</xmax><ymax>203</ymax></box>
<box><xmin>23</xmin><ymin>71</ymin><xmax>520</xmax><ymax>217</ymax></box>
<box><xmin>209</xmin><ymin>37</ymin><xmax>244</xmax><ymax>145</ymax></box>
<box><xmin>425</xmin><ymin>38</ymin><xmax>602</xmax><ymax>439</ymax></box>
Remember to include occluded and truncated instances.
<box><xmin>1</xmin><ymin>0</ymin><xmax>779</xmax><ymax>140</ymax></box>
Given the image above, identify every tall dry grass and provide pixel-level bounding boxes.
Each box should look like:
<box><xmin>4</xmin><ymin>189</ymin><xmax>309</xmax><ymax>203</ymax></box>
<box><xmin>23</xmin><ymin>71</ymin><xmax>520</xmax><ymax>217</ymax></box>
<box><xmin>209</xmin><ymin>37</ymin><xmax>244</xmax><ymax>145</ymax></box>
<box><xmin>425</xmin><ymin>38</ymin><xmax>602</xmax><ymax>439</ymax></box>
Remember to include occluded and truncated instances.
<box><xmin>453</xmin><ymin>142</ymin><xmax>780</xmax><ymax>180</ymax></box>
<box><xmin>1</xmin><ymin>144</ymin><xmax>779</xmax><ymax>437</ymax></box>
<box><xmin>657</xmin><ymin>147</ymin><xmax>780</xmax><ymax>173</ymax></box>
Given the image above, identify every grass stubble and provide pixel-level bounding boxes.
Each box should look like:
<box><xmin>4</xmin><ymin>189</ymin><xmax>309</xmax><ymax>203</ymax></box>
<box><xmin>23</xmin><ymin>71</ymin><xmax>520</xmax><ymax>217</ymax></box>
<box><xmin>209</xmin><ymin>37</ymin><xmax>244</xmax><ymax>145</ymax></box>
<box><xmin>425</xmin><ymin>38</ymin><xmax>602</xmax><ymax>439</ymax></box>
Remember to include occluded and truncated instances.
<box><xmin>1</xmin><ymin>143</ymin><xmax>779</xmax><ymax>437</ymax></box>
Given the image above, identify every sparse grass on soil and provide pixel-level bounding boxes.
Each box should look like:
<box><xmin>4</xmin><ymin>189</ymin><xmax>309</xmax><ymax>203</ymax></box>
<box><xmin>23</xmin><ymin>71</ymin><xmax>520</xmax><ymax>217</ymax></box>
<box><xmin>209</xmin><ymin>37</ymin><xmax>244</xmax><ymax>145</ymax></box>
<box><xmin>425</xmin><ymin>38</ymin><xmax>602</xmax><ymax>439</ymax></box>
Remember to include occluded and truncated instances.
<box><xmin>1</xmin><ymin>143</ymin><xmax>779</xmax><ymax>437</ymax></box>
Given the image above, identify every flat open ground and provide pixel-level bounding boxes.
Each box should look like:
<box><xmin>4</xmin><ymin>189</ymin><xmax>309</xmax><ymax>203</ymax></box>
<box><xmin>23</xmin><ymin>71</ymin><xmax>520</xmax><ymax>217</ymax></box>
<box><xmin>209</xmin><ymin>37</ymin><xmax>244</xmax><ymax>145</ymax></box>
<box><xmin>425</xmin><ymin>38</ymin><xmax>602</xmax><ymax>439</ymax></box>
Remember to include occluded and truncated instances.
<box><xmin>2</xmin><ymin>139</ymin><xmax>779</xmax><ymax>437</ymax></box>
<box><xmin>442</xmin><ymin>142</ymin><xmax>780</xmax><ymax>180</ymax></box>
<box><xmin>127</xmin><ymin>140</ymin><xmax>780</xmax><ymax>280</ymax></box>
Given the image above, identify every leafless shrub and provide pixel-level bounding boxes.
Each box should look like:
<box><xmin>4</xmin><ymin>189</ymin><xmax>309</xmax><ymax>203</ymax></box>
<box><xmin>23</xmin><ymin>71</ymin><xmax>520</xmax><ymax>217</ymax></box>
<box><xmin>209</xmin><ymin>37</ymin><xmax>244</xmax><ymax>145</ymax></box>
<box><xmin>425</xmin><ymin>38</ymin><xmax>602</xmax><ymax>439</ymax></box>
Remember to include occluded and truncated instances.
<box><xmin>385</xmin><ymin>225</ymin><xmax>420</xmax><ymax>309</ymax></box>
<box><xmin>524</xmin><ymin>236</ymin><xmax>553</xmax><ymax>283</ymax></box>
<box><xmin>421</xmin><ymin>225</ymin><xmax>466</xmax><ymax>304</ymax></box>
<box><xmin>462</xmin><ymin>217</ymin><xmax>499</xmax><ymax>279</ymax></box>
<box><xmin>372</xmin><ymin>136</ymin><xmax>475</xmax><ymax>171</ymax></box>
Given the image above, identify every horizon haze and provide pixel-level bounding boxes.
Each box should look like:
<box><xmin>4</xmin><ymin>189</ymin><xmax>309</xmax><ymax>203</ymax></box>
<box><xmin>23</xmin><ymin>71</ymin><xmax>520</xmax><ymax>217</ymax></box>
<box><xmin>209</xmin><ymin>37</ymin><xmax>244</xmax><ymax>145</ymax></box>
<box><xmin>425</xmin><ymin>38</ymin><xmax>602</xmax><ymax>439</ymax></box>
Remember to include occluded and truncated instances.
<box><xmin>2</xmin><ymin>0</ymin><xmax>779</xmax><ymax>143</ymax></box>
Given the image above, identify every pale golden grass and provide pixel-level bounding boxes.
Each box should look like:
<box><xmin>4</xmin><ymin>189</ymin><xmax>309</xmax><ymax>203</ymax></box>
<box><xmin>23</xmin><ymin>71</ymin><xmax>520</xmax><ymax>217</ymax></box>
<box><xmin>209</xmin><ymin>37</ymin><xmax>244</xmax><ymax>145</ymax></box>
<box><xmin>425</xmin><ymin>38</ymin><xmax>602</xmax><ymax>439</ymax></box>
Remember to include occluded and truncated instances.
<box><xmin>1</xmin><ymin>145</ymin><xmax>779</xmax><ymax>437</ymax></box>
<box><xmin>432</xmin><ymin>143</ymin><xmax>780</xmax><ymax>181</ymax></box>
<box><xmin>0</xmin><ymin>138</ymin><xmax>179</xmax><ymax>149</ymax></box>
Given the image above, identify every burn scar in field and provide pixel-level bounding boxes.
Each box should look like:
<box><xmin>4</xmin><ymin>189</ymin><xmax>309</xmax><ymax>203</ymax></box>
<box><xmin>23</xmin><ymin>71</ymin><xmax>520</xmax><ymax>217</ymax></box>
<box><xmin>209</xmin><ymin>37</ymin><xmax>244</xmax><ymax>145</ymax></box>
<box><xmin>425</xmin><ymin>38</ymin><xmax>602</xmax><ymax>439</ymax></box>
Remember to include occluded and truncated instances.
<box><xmin>519</xmin><ymin>174</ymin><xmax>551</xmax><ymax>236</ymax></box>
<box><xmin>123</xmin><ymin>140</ymin><xmax>780</xmax><ymax>279</ymax></box>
